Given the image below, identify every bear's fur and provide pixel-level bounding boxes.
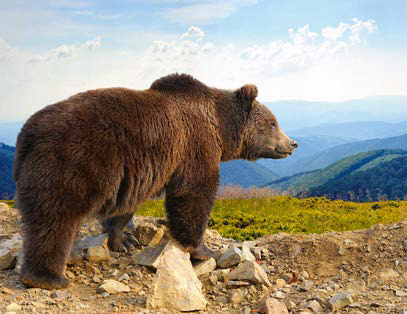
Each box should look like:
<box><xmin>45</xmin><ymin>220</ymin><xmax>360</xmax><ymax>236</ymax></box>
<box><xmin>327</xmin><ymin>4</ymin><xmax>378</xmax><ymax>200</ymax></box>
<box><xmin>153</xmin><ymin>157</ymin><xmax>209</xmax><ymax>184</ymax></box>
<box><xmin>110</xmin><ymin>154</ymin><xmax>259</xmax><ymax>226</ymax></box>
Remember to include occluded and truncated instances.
<box><xmin>14</xmin><ymin>73</ymin><xmax>297</xmax><ymax>289</ymax></box>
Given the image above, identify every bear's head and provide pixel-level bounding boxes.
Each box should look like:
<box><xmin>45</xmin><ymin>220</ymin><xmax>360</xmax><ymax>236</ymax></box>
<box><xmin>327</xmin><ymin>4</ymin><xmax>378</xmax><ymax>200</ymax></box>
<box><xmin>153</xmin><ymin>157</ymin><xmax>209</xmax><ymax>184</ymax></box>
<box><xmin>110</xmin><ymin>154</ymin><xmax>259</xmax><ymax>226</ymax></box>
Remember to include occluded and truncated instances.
<box><xmin>237</xmin><ymin>85</ymin><xmax>297</xmax><ymax>161</ymax></box>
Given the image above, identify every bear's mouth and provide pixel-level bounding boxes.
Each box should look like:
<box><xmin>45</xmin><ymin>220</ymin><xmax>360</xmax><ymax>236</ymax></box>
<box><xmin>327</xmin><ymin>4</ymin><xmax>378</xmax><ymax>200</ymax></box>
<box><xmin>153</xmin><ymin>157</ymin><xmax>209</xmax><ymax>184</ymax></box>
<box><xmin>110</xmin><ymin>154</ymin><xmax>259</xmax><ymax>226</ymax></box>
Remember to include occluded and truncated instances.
<box><xmin>275</xmin><ymin>149</ymin><xmax>293</xmax><ymax>156</ymax></box>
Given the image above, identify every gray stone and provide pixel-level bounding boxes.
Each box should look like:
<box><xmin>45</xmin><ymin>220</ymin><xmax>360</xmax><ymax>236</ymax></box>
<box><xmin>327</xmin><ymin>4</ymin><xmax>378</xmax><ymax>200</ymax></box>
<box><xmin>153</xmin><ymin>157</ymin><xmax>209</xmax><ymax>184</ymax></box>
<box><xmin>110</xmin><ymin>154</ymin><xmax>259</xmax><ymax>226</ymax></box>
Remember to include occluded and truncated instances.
<box><xmin>98</xmin><ymin>279</ymin><xmax>130</xmax><ymax>294</ymax></box>
<box><xmin>137</xmin><ymin>240</ymin><xmax>169</xmax><ymax>269</ymax></box>
<box><xmin>0</xmin><ymin>234</ymin><xmax>22</xmax><ymax>270</ymax></box>
<box><xmin>230</xmin><ymin>289</ymin><xmax>244</xmax><ymax>304</ymax></box>
<box><xmin>227</xmin><ymin>260</ymin><xmax>271</xmax><ymax>287</ymax></box>
<box><xmin>329</xmin><ymin>293</ymin><xmax>353</xmax><ymax>311</ymax></box>
<box><xmin>134</xmin><ymin>222</ymin><xmax>164</xmax><ymax>246</ymax></box>
<box><xmin>251</xmin><ymin>247</ymin><xmax>262</xmax><ymax>260</ymax></box>
<box><xmin>217</xmin><ymin>246</ymin><xmax>243</xmax><ymax>268</ymax></box>
<box><xmin>148</xmin><ymin>241</ymin><xmax>207</xmax><ymax>311</ymax></box>
<box><xmin>261</xmin><ymin>298</ymin><xmax>289</xmax><ymax>314</ymax></box>
<box><xmin>300</xmin><ymin>280</ymin><xmax>314</xmax><ymax>291</ymax></box>
<box><xmin>306</xmin><ymin>300</ymin><xmax>323</xmax><ymax>312</ymax></box>
<box><xmin>86</xmin><ymin>246</ymin><xmax>110</xmax><ymax>263</ymax></box>
<box><xmin>241</xmin><ymin>243</ymin><xmax>256</xmax><ymax>262</ymax></box>
<box><xmin>193</xmin><ymin>258</ymin><xmax>216</xmax><ymax>277</ymax></box>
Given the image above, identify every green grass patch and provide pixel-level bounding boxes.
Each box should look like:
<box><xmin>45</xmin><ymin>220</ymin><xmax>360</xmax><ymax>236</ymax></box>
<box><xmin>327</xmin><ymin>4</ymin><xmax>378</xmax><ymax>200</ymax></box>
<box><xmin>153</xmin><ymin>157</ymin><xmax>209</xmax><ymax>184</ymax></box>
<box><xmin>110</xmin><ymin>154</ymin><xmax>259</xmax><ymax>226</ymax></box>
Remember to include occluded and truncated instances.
<box><xmin>3</xmin><ymin>197</ymin><xmax>405</xmax><ymax>241</ymax></box>
<box><xmin>137</xmin><ymin>196</ymin><xmax>406</xmax><ymax>241</ymax></box>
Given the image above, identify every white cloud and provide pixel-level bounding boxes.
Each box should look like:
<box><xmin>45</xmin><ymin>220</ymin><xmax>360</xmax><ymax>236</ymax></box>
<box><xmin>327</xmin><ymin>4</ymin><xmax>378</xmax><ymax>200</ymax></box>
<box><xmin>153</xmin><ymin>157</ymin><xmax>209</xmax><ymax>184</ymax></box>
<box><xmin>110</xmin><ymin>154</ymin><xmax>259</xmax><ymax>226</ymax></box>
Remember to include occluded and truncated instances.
<box><xmin>2</xmin><ymin>18</ymin><xmax>404</xmax><ymax>124</ymax></box>
<box><xmin>162</xmin><ymin>0</ymin><xmax>258</xmax><ymax>24</ymax></box>
<box><xmin>0</xmin><ymin>37</ymin><xmax>102</xmax><ymax>63</ymax></box>
<box><xmin>321</xmin><ymin>18</ymin><xmax>377</xmax><ymax>44</ymax></box>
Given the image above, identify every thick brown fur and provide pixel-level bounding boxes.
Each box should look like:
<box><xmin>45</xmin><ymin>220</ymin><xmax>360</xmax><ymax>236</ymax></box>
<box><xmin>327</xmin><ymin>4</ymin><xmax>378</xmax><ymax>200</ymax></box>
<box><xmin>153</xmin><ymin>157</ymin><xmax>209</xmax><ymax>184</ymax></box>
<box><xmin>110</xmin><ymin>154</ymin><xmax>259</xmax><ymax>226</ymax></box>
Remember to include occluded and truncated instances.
<box><xmin>14</xmin><ymin>73</ymin><xmax>297</xmax><ymax>289</ymax></box>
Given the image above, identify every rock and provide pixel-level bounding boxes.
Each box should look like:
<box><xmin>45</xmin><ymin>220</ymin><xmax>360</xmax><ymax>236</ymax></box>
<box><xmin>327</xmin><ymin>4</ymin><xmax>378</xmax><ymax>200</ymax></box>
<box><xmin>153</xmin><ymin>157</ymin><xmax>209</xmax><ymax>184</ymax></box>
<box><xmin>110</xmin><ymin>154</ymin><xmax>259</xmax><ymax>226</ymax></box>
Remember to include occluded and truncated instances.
<box><xmin>379</xmin><ymin>269</ymin><xmax>400</xmax><ymax>280</ymax></box>
<box><xmin>193</xmin><ymin>258</ymin><xmax>216</xmax><ymax>277</ymax></box>
<box><xmin>216</xmin><ymin>295</ymin><xmax>229</xmax><ymax>304</ymax></box>
<box><xmin>276</xmin><ymin>278</ymin><xmax>286</xmax><ymax>288</ymax></box>
<box><xmin>86</xmin><ymin>246</ymin><xmax>110</xmax><ymax>263</ymax></box>
<box><xmin>300</xmin><ymin>280</ymin><xmax>314</xmax><ymax>291</ymax></box>
<box><xmin>134</xmin><ymin>222</ymin><xmax>164</xmax><ymax>246</ymax></box>
<box><xmin>118</xmin><ymin>273</ymin><xmax>130</xmax><ymax>281</ymax></box>
<box><xmin>260</xmin><ymin>298</ymin><xmax>289</xmax><ymax>314</ymax></box>
<box><xmin>307</xmin><ymin>300</ymin><xmax>323</xmax><ymax>312</ymax></box>
<box><xmin>98</xmin><ymin>279</ymin><xmax>130</xmax><ymax>294</ymax></box>
<box><xmin>230</xmin><ymin>289</ymin><xmax>244</xmax><ymax>304</ymax></box>
<box><xmin>50</xmin><ymin>291</ymin><xmax>69</xmax><ymax>300</ymax></box>
<box><xmin>241</xmin><ymin>243</ymin><xmax>256</xmax><ymax>262</ymax></box>
<box><xmin>338</xmin><ymin>246</ymin><xmax>346</xmax><ymax>256</ymax></box>
<box><xmin>0</xmin><ymin>203</ymin><xmax>17</xmax><ymax>219</ymax></box>
<box><xmin>329</xmin><ymin>293</ymin><xmax>353</xmax><ymax>311</ymax></box>
<box><xmin>395</xmin><ymin>290</ymin><xmax>407</xmax><ymax>297</ymax></box>
<box><xmin>211</xmin><ymin>269</ymin><xmax>231</xmax><ymax>281</ymax></box>
<box><xmin>148</xmin><ymin>241</ymin><xmax>207</xmax><ymax>311</ymax></box>
<box><xmin>137</xmin><ymin>240</ymin><xmax>170</xmax><ymax>269</ymax></box>
<box><xmin>6</xmin><ymin>302</ymin><xmax>21</xmax><ymax>311</ymax></box>
<box><xmin>217</xmin><ymin>247</ymin><xmax>243</xmax><ymax>268</ymax></box>
<box><xmin>76</xmin><ymin>234</ymin><xmax>109</xmax><ymax>250</ymax></box>
<box><xmin>227</xmin><ymin>260</ymin><xmax>271</xmax><ymax>287</ymax></box>
<box><xmin>209</xmin><ymin>275</ymin><xmax>218</xmax><ymax>285</ymax></box>
<box><xmin>227</xmin><ymin>280</ymin><xmax>251</xmax><ymax>287</ymax></box>
<box><xmin>272</xmin><ymin>291</ymin><xmax>285</xmax><ymax>299</ymax></box>
<box><xmin>251</xmin><ymin>247</ymin><xmax>262</xmax><ymax>260</ymax></box>
<box><xmin>0</xmin><ymin>234</ymin><xmax>22</xmax><ymax>270</ymax></box>
<box><xmin>300</xmin><ymin>270</ymin><xmax>309</xmax><ymax>279</ymax></box>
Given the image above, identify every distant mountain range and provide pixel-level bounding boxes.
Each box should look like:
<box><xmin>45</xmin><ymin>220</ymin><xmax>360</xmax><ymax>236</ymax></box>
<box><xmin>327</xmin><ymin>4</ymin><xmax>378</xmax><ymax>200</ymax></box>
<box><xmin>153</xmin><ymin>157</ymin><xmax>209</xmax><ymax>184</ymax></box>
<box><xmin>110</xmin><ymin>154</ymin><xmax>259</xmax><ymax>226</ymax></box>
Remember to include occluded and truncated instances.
<box><xmin>265</xmin><ymin>149</ymin><xmax>407</xmax><ymax>201</ymax></box>
<box><xmin>286</xmin><ymin>134</ymin><xmax>407</xmax><ymax>175</ymax></box>
<box><xmin>220</xmin><ymin>160</ymin><xmax>279</xmax><ymax>188</ymax></box>
<box><xmin>0</xmin><ymin>143</ymin><xmax>15</xmax><ymax>199</ymax></box>
<box><xmin>266</xmin><ymin>95</ymin><xmax>407</xmax><ymax>132</ymax></box>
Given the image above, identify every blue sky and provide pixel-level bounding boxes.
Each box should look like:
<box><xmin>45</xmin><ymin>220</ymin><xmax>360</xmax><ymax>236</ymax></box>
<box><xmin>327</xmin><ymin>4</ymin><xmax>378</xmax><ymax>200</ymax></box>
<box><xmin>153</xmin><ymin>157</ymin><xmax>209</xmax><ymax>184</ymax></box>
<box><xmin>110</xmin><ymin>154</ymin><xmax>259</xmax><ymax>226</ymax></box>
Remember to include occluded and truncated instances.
<box><xmin>0</xmin><ymin>0</ymin><xmax>406</xmax><ymax>121</ymax></box>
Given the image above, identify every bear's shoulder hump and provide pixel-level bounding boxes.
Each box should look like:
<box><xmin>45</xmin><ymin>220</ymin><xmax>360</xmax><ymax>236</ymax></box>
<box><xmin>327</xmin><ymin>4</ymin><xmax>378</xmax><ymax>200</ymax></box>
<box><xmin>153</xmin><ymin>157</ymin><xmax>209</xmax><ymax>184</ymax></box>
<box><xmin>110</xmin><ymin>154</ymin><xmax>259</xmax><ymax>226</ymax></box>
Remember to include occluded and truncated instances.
<box><xmin>150</xmin><ymin>73</ymin><xmax>209</xmax><ymax>93</ymax></box>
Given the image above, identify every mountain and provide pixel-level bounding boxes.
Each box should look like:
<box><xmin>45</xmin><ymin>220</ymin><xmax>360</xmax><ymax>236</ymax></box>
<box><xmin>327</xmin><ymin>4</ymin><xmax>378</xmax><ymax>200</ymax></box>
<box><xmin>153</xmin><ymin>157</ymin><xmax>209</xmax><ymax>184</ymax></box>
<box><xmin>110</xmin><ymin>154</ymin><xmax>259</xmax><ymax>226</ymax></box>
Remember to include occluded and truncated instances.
<box><xmin>289</xmin><ymin>134</ymin><xmax>407</xmax><ymax>174</ymax></box>
<box><xmin>289</xmin><ymin>121</ymin><xmax>407</xmax><ymax>140</ymax></box>
<box><xmin>0</xmin><ymin>122</ymin><xmax>23</xmax><ymax>146</ymax></box>
<box><xmin>265</xmin><ymin>149</ymin><xmax>407</xmax><ymax>201</ymax></box>
<box><xmin>310</xmin><ymin>154</ymin><xmax>407</xmax><ymax>202</ymax></box>
<box><xmin>265</xmin><ymin>95</ymin><xmax>407</xmax><ymax>132</ymax></box>
<box><xmin>220</xmin><ymin>160</ymin><xmax>279</xmax><ymax>188</ymax></box>
<box><xmin>0</xmin><ymin>143</ymin><xmax>15</xmax><ymax>199</ymax></box>
<box><xmin>257</xmin><ymin>135</ymin><xmax>356</xmax><ymax>176</ymax></box>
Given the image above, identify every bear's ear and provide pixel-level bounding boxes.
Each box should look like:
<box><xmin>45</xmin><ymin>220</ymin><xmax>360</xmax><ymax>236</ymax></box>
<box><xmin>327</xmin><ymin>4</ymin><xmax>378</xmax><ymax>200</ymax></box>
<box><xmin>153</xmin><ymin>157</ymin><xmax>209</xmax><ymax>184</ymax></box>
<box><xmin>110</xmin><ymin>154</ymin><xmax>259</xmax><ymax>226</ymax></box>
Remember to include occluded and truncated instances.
<box><xmin>236</xmin><ymin>84</ymin><xmax>258</xmax><ymax>109</ymax></box>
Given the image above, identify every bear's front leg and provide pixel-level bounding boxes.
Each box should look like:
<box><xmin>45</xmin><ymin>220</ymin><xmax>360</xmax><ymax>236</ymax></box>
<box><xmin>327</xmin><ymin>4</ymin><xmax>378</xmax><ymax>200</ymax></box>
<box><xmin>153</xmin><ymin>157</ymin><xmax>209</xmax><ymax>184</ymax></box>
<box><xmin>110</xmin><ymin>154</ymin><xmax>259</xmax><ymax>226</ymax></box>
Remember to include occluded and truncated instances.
<box><xmin>165</xmin><ymin>166</ymin><xmax>219</xmax><ymax>261</ymax></box>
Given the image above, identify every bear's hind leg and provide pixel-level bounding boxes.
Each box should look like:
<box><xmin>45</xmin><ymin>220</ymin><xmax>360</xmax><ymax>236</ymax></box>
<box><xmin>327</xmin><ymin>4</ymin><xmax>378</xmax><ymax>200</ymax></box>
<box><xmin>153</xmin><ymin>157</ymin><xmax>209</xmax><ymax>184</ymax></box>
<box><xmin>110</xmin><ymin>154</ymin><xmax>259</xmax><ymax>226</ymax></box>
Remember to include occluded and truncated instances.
<box><xmin>20</xmin><ymin>212</ymin><xmax>81</xmax><ymax>290</ymax></box>
<box><xmin>101</xmin><ymin>212</ymin><xmax>134</xmax><ymax>252</ymax></box>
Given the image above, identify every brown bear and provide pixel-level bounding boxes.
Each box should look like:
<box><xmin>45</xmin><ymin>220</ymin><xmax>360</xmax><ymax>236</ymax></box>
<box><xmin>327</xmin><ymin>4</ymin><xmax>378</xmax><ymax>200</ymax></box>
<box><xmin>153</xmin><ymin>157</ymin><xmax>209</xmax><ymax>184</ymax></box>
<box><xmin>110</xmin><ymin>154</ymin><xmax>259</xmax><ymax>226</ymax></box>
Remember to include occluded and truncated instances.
<box><xmin>13</xmin><ymin>73</ymin><xmax>297</xmax><ymax>290</ymax></box>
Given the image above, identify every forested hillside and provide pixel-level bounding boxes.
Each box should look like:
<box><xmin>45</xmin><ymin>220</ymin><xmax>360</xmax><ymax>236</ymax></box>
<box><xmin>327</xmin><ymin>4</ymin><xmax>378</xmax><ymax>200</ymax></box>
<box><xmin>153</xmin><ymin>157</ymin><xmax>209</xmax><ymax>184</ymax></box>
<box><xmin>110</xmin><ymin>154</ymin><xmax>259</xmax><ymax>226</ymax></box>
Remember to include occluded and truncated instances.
<box><xmin>0</xmin><ymin>143</ymin><xmax>15</xmax><ymax>199</ymax></box>
<box><xmin>266</xmin><ymin>149</ymin><xmax>407</xmax><ymax>201</ymax></box>
<box><xmin>311</xmin><ymin>155</ymin><xmax>407</xmax><ymax>201</ymax></box>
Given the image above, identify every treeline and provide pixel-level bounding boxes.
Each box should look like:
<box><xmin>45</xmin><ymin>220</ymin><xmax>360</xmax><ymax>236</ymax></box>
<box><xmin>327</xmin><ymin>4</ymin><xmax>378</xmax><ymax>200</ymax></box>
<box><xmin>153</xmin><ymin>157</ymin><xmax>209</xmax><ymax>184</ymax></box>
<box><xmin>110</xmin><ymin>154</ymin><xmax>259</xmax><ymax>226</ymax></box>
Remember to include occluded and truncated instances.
<box><xmin>0</xmin><ymin>143</ymin><xmax>15</xmax><ymax>199</ymax></box>
<box><xmin>310</xmin><ymin>155</ymin><xmax>407</xmax><ymax>202</ymax></box>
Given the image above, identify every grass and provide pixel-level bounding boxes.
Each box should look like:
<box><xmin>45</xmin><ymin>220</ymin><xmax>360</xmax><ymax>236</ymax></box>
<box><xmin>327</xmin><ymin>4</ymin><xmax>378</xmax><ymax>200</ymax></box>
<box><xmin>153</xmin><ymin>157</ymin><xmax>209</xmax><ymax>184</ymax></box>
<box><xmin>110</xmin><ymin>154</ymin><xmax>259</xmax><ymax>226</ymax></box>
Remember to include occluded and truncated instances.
<box><xmin>137</xmin><ymin>196</ymin><xmax>406</xmax><ymax>241</ymax></box>
<box><xmin>3</xmin><ymin>195</ymin><xmax>406</xmax><ymax>241</ymax></box>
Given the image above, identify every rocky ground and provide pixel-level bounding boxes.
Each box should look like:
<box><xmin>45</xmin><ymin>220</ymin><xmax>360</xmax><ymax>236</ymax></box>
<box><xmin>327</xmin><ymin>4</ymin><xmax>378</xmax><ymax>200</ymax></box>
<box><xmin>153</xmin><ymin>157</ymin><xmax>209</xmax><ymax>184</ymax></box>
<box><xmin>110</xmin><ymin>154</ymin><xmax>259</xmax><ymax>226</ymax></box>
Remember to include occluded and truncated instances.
<box><xmin>0</xmin><ymin>202</ymin><xmax>406</xmax><ymax>313</ymax></box>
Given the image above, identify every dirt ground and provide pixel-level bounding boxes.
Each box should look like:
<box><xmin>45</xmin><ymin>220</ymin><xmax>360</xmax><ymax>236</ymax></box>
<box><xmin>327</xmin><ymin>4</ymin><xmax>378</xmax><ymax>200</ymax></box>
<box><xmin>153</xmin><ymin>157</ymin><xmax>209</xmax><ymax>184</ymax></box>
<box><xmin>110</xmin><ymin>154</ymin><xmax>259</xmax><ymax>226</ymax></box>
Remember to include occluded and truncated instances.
<box><xmin>0</xmin><ymin>205</ymin><xmax>406</xmax><ymax>313</ymax></box>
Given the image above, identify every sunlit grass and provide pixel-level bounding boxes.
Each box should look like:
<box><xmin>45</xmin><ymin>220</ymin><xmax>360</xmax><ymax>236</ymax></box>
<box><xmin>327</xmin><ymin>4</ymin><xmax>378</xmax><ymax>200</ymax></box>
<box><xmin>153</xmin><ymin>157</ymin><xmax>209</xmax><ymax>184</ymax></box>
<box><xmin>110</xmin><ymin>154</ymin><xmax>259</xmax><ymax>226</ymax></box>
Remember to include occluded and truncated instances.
<box><xmin>137</xmin><ymin>196</ymin><xmax>406</xmax><ymax>240</ymax></box>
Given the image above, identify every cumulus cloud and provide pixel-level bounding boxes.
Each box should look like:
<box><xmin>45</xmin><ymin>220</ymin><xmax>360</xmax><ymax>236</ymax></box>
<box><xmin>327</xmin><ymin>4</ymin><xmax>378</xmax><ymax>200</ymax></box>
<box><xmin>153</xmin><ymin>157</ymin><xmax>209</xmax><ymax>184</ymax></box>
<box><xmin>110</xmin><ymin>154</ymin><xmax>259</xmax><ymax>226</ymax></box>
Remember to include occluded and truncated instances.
<box><xmin>141</xmin><ymin>19</ymin><xmax>377</xmax><ymax>82</ymax></box>
<box><xmin>0</xmin><ymin>36</ymin><xmax>102</xmax><ymax>63</ymax></box>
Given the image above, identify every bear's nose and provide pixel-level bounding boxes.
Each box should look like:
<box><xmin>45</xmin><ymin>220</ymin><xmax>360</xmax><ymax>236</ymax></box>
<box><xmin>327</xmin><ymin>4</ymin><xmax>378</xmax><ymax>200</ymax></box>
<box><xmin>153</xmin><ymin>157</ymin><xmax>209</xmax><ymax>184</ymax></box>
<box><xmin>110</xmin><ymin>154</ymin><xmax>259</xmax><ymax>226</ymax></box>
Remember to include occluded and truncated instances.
<box><xmin>290</xmin><ymin>140</ymin><xmax>298</xmax><ymax>148</ymax></box>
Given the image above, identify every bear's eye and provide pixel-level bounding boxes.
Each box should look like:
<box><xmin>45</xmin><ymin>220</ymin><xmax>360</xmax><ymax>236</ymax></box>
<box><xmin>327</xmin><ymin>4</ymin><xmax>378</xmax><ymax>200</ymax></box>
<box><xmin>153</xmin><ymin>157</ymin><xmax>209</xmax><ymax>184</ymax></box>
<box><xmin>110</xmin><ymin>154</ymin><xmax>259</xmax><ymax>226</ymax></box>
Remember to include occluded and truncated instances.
<box><xmin>271</xmin><ymin>122</ymin><xmax>276</xmax><ymax>128</ymax></box>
